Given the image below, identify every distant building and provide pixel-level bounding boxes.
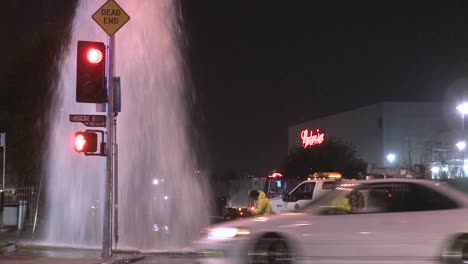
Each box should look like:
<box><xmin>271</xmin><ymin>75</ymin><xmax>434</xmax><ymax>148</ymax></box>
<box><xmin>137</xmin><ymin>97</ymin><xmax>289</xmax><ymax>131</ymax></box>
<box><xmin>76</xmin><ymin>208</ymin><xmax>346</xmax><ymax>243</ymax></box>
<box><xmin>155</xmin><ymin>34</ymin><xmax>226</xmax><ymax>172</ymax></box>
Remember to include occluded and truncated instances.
<box><xmin>288</xmin><ymin>102</ymin><xmax>443</xmax><ymax>168</ymax></box>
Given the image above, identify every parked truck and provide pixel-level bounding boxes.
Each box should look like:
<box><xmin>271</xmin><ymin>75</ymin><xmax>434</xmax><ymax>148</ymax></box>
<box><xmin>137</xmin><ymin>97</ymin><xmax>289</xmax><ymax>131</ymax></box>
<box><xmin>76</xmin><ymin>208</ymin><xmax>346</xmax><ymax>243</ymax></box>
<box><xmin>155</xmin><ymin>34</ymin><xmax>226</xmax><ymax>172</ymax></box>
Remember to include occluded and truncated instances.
<box><xmin>224</xmin><ymin>172</ymin><xmax>303</xmax><ymax>220</ymax></box>
<box><xmin>269</xmin><ymin>172</ymin><xmax>342</xmax><ymax>213</ymax></box>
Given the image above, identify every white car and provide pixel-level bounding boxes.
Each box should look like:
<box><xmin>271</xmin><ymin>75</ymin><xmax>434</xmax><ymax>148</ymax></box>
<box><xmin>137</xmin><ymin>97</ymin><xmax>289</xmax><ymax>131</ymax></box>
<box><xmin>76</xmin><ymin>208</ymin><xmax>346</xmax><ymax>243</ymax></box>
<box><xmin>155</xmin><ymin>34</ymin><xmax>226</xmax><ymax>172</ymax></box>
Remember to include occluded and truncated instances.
<box><xmin>193</xmin><ymin>179</ymin><xmax>468</xmax><ymax>264</ymax></box>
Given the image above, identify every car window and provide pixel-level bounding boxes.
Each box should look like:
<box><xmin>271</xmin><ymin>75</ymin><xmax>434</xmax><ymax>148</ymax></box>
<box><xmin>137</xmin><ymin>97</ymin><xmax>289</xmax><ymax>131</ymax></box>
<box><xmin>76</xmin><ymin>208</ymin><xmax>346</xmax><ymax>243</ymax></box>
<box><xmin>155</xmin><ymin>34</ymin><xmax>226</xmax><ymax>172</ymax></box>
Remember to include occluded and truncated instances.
<box><xmin>266</xmin><ymin>180</ymin><xmax>287</xmax><ymax>198</ymax></box>
<box><xmin>322</xmin><ymin>181</ymin><xmax>339</xmax><ymax>190</ymax></box>
<box><xmin>408</xmin><ymin>183</ymin><xmax>458</xmax><ymax>211</ymax></box>
<box><xmin>350</xmin><ymin>183</ymin><xmax>459</xmax><ymax>213</ymax></box>
<box><xmin>309</xmin><ymin>182</ymin><xmax>459</xmax><ymax>215</ymax></box>
<box><xmin>290</xmin><ymin>182</ymin><xmax>316</xmax><ymax>200</ymax></box>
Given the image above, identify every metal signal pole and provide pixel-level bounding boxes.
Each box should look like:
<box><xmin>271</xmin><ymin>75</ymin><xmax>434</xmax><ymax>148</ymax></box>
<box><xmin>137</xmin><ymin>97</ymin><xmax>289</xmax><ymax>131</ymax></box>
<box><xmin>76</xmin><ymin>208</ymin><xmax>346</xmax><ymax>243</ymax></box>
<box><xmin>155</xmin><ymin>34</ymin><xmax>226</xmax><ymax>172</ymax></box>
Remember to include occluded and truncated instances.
<box><xmin>2</xmin><ymin>133</ymin><xmax>5</xmax><ymax>190</ymax></box>
<box><xmin>102</xmin><ymin>34</ymin><xmax>115</xmax><ymax>258</ymax></box>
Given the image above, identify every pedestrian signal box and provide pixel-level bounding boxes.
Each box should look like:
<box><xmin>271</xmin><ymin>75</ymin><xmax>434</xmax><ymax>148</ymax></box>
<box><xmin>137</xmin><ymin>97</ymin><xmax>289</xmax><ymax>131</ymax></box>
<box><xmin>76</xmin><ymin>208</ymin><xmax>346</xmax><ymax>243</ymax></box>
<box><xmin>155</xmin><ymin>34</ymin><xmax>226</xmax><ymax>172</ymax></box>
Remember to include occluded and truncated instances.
<box><xmin>74</xmin><ymin>131</ymin><xmax>98</xmax><ymax>153</ymax></box>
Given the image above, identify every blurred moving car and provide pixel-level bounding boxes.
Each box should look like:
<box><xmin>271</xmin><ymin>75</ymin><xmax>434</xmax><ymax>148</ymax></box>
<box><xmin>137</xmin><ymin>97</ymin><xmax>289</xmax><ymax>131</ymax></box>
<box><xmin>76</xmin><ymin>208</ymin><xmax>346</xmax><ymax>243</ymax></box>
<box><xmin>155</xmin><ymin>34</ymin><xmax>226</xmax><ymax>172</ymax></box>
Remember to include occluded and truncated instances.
<box><xmin>194</xmin><ymin>179</ymin><xmax>468</xmax><ymax>264</ymax></box>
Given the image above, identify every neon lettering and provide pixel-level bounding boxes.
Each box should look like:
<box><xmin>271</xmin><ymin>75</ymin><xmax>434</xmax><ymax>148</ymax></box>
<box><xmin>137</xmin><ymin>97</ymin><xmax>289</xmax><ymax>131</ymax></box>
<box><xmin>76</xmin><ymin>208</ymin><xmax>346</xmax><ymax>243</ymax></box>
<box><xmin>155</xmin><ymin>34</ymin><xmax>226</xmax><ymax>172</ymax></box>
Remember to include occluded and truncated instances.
<box><xmin>300</xmin><ymin>129</ymin><xmax>325</xmax><ymax>148</ymax></box>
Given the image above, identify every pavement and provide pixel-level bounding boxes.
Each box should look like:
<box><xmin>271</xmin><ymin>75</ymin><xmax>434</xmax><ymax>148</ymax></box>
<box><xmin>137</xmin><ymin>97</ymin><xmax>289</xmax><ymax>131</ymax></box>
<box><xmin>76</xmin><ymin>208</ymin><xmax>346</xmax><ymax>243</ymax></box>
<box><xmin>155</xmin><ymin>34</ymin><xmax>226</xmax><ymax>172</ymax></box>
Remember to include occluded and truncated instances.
<box><xmin>0</xmin><ymin>225</ymin><xmax>147</xmax><ymax>264</ymax></box>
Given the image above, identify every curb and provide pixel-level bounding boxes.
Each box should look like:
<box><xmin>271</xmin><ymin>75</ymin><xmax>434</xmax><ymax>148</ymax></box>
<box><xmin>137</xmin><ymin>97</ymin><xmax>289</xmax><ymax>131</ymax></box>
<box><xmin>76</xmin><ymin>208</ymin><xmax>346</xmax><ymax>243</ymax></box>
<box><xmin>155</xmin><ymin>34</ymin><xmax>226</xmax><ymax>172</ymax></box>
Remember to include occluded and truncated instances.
<box><xmin>0</xmin><ymin>242</ymin><xmax>16</xmax><ymax>253</ymax></box>
<box><xmin>108</xmin><ymin>256</ymin><xmax>145</xmax><ymax>264</ymax></box>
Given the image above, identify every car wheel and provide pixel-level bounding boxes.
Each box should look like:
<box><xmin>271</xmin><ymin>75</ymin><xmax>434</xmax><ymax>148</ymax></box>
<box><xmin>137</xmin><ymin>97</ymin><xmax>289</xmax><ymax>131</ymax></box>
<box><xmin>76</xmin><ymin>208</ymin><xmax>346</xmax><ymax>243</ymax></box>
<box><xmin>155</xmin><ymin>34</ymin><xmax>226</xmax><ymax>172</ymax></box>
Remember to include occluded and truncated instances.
<box><xmin>248</xmin><ymin>234</ymin><xmax>293</xmax><ymax>264</ymax></box>
<box><xmin>443</xmin><ymin>233</ymin><xmax>468</xmax><ymax>264</ymax></box>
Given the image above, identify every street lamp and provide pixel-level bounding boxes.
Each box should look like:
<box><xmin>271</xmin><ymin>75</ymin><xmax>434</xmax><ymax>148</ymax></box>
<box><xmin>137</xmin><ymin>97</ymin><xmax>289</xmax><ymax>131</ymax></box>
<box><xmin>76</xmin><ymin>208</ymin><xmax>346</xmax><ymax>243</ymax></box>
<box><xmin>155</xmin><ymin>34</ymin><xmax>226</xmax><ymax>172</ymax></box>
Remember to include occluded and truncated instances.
<box><xmin>386</xmin><ymin>153</ymin><xmax>396</xmax><ymax>166</ymax></box>
<box><xmin>457</xmin><ymin>103</ymin><xmax>468</xmax><ymax>177</ymax></box>
<box><xmin>456</xmin><ymin>141</ymin><xmax>466</xmax><ymax>177</ymax></box>
<box><xmin>456</xmin><ymin>141</ymin><xmax>466</xmax><ymax>151</ymax></box>
<box><xmin>456</xmin><ymin>102</ymin><xmax>468</xmax><ymax>135</ymax></box>
<box><xmin>457</xmin><ymin>102</ymin><xmax>468</xmax><ymax>116</ymax></box>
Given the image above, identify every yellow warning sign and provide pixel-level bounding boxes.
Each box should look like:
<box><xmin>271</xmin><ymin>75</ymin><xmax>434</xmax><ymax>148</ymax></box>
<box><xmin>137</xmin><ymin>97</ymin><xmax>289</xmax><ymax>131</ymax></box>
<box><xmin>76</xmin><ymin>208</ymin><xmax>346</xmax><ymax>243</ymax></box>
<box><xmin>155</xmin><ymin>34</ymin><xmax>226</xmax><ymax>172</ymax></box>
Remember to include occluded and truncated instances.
<box><xmin>92</xmin><ymin>0</ymin><xmax>130</xmax><ymax>36</ymax></box>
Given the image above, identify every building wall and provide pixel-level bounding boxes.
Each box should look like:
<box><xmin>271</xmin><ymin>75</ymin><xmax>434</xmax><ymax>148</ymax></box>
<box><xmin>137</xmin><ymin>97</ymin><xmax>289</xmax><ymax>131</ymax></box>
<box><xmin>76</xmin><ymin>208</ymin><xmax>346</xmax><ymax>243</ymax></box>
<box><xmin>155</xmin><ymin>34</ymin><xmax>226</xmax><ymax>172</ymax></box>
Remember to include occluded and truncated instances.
<box><xmin>382</xmin><ymin>102</ymin><xmax>442</xmax><ymax>167</ymax></box>
<box><xmin>288</xmin><ymin>102</ymin><xmax>442</xmax><ymax>167</ymax></box>
<box><xmin>288</xmin><ymin>103</ymin><xmax>384</xmax><ymax>166</ymax></box>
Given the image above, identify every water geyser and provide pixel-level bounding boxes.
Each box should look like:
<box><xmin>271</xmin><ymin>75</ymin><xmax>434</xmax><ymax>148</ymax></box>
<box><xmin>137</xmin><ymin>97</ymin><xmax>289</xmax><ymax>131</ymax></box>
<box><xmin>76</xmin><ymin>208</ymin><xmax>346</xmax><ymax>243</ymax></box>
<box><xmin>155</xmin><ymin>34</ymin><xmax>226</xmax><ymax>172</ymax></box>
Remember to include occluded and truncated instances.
<box><xmin>43</xmin><ymin>0</ymin><xmax>210</xmax><ymax>251</ymax></box>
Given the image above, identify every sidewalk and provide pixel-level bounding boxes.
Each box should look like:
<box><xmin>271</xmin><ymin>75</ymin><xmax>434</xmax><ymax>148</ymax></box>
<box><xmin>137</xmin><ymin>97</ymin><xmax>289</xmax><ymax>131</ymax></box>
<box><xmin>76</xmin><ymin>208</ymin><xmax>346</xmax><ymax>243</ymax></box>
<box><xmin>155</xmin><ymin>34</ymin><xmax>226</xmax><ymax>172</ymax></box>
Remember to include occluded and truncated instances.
<box><xmin>0</xmin><ymin>226</ymin><xmax>137</xmax><ymax>264</ymax></box>
<box><xmin>0</xmin><ymin>222</ymin><xmax>200</xmax><ymax>264</ymax></box>
<box><xmin>0</xmin><ymin>226</ymin><xmax>28</xmax><ymax>248</ymax></box>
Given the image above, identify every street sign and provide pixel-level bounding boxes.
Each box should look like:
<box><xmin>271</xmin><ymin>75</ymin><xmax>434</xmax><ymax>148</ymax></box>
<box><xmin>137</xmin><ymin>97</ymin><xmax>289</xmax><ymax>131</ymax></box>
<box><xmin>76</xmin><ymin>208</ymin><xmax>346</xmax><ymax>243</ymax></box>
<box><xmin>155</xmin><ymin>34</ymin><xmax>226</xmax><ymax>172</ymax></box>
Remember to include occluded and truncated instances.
<box><xmin>69</xmin><ymin>114</ymin><xmax>107</xmax><ymax>128</ymax></box>
<box><xmin>92</xmin><ymin>0</ymin><xmax>130</xmax><ymax>36</ymax></box>
<box><xmin>0</xmin><ymin>133</ymin><xmax>5</xmax><ymax>147</ymax></box>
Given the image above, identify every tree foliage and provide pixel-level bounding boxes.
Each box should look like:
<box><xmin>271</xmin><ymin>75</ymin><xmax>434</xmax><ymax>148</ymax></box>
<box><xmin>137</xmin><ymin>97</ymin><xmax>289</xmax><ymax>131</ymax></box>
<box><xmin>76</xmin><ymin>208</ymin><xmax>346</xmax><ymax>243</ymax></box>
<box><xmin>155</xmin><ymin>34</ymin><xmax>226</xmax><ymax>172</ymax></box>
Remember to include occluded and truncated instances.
<box><xmin>282</xmin><ymin>138</ymin><xmax>367</xmax><ymax>179</ymax></box>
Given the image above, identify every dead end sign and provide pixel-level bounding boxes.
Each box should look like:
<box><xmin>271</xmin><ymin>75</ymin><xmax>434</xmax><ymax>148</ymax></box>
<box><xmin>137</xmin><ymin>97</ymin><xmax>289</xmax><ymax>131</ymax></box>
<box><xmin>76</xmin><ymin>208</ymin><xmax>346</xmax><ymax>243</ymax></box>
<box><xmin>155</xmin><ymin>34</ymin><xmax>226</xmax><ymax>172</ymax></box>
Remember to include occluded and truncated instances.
<box><xmin>92</xmin><ymin>0</ymin><xmax>130</xmax><ymax>36</ymax></box>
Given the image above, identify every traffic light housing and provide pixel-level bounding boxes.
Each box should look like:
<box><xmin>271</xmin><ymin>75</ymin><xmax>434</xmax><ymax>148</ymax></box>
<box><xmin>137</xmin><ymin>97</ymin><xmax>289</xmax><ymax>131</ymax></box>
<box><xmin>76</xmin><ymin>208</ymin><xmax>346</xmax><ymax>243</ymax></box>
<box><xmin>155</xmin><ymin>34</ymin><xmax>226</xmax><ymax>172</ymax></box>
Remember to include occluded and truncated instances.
<box><xmin>76</xmin><ymin>41</ymin><xmax>107</xmax><ymax>103</ymax></box>
<box><xmin>74</xmin><ymin>132</ymin><xmax>98</xmax><ymax>153</ymax></box>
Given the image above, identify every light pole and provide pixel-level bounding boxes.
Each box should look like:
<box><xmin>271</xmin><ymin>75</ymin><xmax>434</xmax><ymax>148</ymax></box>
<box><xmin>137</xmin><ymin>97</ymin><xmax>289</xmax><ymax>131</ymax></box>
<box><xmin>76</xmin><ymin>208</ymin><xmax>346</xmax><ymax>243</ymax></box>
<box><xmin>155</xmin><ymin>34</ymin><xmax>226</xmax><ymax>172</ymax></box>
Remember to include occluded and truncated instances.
<box><xmin>457</xmin><ymin>103</ymin><xmax>468</xmax><ymax>177</ymax></box>
<box><xmin>456</xmin><ymin>141</ymin><xmax>466</xmax><ymax>177</ymax></box>
<box><xmin>386</xmin><ymin>153</ymin><xmax>396</xmax><ymax>167</ymax></box>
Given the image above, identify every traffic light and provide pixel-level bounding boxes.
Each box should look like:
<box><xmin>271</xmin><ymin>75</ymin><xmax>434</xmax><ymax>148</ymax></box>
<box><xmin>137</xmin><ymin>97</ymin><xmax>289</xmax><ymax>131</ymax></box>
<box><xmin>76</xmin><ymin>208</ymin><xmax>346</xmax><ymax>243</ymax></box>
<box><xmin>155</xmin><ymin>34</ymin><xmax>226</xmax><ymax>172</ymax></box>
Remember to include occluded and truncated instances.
<box><xmin>74</xmin><ymin>132</ymin><xmax>98</xmax><ymax>153</ymax></box>
<box><xmin>76</xmin><ymin>41</ymin><xmax>107</xmax><ymax>103</ymax></box>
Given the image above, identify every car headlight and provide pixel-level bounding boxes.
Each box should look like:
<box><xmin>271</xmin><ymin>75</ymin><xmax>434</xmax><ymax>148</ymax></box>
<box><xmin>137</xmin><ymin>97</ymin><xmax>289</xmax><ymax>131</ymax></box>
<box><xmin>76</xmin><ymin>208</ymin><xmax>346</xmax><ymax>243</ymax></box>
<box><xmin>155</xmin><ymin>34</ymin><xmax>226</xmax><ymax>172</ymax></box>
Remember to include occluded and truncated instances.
<box><xmin>207</xmin><ymin>227</ymin><xmax>251</xmax><ymax>239</ymax></box>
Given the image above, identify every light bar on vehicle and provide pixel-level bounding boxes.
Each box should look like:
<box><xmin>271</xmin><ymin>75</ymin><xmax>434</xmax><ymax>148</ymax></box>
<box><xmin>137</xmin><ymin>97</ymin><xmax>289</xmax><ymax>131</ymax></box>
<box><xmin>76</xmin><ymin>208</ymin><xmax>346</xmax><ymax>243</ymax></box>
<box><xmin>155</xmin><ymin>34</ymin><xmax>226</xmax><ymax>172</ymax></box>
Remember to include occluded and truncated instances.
<box><xmin>308</xmin><ymin>172</ymin><xmax>342</xmax><ymax>180</ymax></box>
<box><xmin>268</xmin><ymin>172</ymin><xmax>283</xmax><ymax>178</ymax></box>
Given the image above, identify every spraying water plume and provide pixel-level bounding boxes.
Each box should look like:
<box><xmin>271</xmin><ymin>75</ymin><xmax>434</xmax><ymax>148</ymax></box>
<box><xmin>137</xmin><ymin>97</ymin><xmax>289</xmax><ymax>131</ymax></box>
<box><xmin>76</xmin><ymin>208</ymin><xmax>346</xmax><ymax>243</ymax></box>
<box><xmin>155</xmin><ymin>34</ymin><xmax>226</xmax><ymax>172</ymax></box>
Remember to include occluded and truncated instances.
<box><xmin>43</xmin><ymin>0</ymin><xmax>210</xmax><ymax>251</ymax></box>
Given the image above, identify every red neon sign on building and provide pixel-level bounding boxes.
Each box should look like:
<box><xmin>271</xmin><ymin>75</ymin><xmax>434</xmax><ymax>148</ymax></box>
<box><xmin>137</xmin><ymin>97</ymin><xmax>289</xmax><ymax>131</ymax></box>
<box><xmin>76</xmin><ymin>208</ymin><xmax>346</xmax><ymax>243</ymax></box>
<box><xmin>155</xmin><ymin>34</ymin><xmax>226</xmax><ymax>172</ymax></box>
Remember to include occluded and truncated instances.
<box><xmin>301</xmin><ymin>129</ymin><xmax>325</xmax><ymax>148</ymax></box>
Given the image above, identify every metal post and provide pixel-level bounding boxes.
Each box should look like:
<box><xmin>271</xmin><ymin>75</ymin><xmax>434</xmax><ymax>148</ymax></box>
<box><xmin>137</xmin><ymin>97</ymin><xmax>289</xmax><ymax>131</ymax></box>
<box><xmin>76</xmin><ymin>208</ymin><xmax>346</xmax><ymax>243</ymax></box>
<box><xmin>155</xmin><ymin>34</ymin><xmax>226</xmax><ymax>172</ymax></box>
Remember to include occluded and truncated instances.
<box><xmin>112</xmin><ymin>76</ymin><xmax>120</xmax><ymax>248</ymax></box>
<box><xmin>113</xmin><ymin>120</ymin><xmax>119</xmax><ymax>248</ymax></box>
<box><xmin>102</xmin><ymin>34</ymin><xmax>115</xmax><ymax>258</ymax></box>
<box><xmin>463</xmin><ymin>115</ymin><xmax>465</xmax><ymax>177</ymax></box>
<box><xmin>33</xmin><ymin>175</ymin><xmax>44</xmax><ymax>237</ymax></box>
<box><xmin>3</xmin><ymin>133</ymin><xmax>6</xmax><ymax>190</ymax></box>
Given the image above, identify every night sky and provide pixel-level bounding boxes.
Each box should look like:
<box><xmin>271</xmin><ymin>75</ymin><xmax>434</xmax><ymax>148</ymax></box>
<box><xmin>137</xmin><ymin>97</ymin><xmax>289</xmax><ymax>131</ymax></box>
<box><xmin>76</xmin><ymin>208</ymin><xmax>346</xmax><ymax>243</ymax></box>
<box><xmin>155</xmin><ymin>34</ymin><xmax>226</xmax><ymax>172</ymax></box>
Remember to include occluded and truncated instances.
<box><xmin>4</xmin><ymin>0</ymin><xmax>468</xmax><ymax>181</ymax></box>
<box><xmin>182</xmin><ymin>1</ymin><xmax>468</xmax><ymax>175</ymax></box>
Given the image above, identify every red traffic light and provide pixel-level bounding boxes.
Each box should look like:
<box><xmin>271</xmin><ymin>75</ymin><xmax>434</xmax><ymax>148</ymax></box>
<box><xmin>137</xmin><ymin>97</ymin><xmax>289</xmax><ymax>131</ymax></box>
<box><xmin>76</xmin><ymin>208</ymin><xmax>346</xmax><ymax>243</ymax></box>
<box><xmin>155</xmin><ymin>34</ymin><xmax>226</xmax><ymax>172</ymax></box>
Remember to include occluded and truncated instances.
<box><xmin>86</xmin><ymin>48</ymin><xmax>103</xmax><ymax>64</ymax></box>
<box><xmin>76</xmin><ymin>40</ymin><xmax>107</xmax><ymax>103</ymax></box>
<box><xmin>74</xmin><ymin>132</ymin><xmax>98</xmax><ymax>153</ymax></box>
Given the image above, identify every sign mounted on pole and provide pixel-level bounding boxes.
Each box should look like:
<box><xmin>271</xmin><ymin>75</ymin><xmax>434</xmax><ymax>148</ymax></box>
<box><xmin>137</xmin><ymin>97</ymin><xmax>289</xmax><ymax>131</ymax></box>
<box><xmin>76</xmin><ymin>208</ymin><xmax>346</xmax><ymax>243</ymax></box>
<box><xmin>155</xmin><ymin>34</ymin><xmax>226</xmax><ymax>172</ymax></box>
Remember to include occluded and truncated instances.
<box><xmin>92</xmin><ymin>0</ymin><xmax>130</xmax><ymax>36</ymax></box>
<box><xmin>0</xmin><ymin>133</ymin><xmax>5</xmax><ymax>147</ymax></box>
<box><xmin>69</xmin><ymin>114</ymin><xmax>107</xmax><ymax>128</ymax></box>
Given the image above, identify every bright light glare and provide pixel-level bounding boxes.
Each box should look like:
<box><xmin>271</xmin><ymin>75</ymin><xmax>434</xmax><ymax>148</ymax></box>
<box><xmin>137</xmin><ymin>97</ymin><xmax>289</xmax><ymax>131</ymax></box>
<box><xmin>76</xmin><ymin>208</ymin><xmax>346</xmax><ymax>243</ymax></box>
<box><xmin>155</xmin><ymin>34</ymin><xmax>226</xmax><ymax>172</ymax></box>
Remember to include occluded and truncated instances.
<box><xmin>207</xmin><ymin>228</ymin><xmax>249</xmax><ymax>239</ymax></box>
<box><xmin>386</xmin><ymin>153</ymin><xmax>396</xmax><ymax>163</ymax></box>
<box><xmin>86</xmin><ymin>48</ymin><xmax>103</xmax><ymax>64</ymax></box>
<box><xmin>153</xmin><ymin>179</ymin><xmax>159</xmax><ymax>185</ymax></box>
<box><xmin>164</xmin><ymin>195</ymin><xmax>168</xmax><ymax>200</ymax></box>
<box><xmin>457</xmin><ymin>103</ymin><xmax>468</xmax><ymax>115</ymax></box>
<box><xmin>208</xmin><ymin>228</ymin><xmax>237</xmax><ymax>239</ymax></box>
<box><xmin>430</xmin><ymin>167</ymin><xmax>440</xmax><ymax>173</ymax></box>
<box><xmin>456</xmin><ymin>141</ymin><xmax>466</xmax><ymax>151</ymax></box>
